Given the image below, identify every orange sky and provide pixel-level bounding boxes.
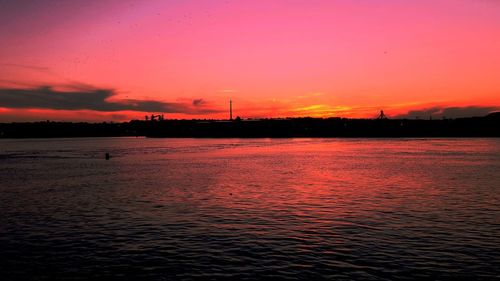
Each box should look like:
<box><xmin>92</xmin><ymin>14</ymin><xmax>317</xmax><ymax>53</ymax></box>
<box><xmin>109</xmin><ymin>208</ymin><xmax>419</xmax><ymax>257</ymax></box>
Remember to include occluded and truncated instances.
<box><xmin>1</xmin><ymin>0</ymin><xmax>499</xmax><ymax>121</ymax></box>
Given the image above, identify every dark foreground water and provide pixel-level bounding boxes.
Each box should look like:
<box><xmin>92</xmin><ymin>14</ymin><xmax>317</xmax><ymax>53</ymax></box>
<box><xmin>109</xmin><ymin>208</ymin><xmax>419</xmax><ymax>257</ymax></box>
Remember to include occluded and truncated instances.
<box><xmin>1</xmin><ymin>138</ymin><xmax>499</xmax><ymax>280</ymax></box>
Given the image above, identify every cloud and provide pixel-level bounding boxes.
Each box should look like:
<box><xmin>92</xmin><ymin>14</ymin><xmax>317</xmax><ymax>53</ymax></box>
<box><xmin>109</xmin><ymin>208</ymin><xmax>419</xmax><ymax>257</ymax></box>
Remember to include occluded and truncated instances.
<box><xmin>0</xmin><ymin>85</ymin><xmax>222</xmax><ymax>114</ymax></box>
<box><xmin>397</xmin><ymin>106</ymin><xmax>499</xmax><ymax>119</ymax></box>
<box><xmin>0</xmin><ymin>63</ymin><xmax>51</xmax><ymax>72</ymax></box>
<box><xmin>192</xmin><ymin>98</ymin><xmax>207</xmax><ymax>106</ymax></box>
<box><xmin>217</xmin><ymin>89</ymin><xmax>237</xmax><ymax>93</ymax></box>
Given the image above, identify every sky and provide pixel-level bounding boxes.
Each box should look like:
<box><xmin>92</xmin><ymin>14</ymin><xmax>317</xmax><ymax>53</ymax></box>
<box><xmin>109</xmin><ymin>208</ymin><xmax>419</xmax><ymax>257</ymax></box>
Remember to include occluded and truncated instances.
<box><xmin>1</xmin><ymin>0</ymin><xmax>499</xmax><ymax>121</ymax></box>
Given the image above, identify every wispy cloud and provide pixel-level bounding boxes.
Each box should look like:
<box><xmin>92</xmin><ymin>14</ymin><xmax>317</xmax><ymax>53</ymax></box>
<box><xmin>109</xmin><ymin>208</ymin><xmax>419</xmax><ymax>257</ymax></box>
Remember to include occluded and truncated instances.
<box><xmin>217</xmin><ymin>89</ymin><xmax>237</xmax><ymax>93</ymax></box>
<box><xmin>0</xmin><ymin>63</ymin><xmax>51</xmax><ymax>72</ymax></box>
<box><xmin>0</xmin><ymin>84</ymin><xmax>223</xmax><ymax>114</ymax></box>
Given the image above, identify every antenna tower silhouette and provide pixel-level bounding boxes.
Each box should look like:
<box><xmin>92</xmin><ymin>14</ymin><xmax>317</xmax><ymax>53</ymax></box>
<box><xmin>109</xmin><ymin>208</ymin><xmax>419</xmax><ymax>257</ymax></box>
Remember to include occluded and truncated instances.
<box><xmin>229</xmin><ymin>99</ymin><xmax>233</xmax><ymax>121</ymax></box>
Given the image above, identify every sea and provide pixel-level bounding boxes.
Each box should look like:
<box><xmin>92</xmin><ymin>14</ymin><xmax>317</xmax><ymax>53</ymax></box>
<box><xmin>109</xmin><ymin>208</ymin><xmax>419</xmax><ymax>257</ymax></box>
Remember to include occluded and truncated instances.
<box><xmin>1</xmin><ymin>138</ymin><xmax>499</xmax><ymax>280</ymax></box>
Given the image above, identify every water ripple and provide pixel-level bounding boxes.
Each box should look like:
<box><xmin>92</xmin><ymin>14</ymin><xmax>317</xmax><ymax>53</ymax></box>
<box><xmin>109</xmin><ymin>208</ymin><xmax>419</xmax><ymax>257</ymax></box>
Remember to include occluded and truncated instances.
<box><xmin>1</xmin><ymin>138</ymin><xmax>500</xmax><ymax>280</ymax></box>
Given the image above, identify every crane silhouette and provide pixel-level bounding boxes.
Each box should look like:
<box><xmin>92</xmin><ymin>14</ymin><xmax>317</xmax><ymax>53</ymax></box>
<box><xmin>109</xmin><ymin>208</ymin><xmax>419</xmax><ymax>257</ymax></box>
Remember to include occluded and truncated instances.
<box><xmin>377</xmin><ymin>110</ymin><xmax>388</xmax><ymax>120</ymax></box>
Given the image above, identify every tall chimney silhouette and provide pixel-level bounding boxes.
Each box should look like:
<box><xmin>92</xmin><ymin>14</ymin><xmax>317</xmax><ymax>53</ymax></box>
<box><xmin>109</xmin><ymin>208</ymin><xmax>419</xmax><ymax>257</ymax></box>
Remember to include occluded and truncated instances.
<box><xmin>230</xmin><ymin>99</ymin><xmax>233</xmax><ymax>121</ymax></box>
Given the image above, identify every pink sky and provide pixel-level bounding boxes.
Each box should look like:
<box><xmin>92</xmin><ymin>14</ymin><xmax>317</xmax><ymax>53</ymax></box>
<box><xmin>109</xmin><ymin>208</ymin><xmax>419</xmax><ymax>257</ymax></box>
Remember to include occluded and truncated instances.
<box><xmin>1</xmin><ymin>0</ymin><xmax>499</xmax><ymax>121</ymax></box>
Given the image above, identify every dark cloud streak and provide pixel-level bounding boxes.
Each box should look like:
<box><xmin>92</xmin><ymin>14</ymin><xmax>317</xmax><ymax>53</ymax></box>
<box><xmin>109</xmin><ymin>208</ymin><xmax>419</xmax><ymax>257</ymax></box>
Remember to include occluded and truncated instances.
<box><xmin>0</xmin><ymin>85</ymin><xmax>222</xmax><ymax>114</ymax></box>
<box><xmin>192</xmin><ymin>98</ymin><xmax>206</xmax><ymax>106</ymax></box>
<box><xmin>397</xmin><ymin>106</ymin><xmax>499</xmax><ymax>119</ymax></box>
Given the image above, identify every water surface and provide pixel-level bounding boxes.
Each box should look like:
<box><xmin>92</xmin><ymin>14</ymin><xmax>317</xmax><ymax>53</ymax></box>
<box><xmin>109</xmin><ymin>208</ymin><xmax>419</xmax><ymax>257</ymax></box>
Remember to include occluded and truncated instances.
<box><xmin>1</xmin><ymin>138</ymin><xmax>499</xmax><ymax>280</ymax></box>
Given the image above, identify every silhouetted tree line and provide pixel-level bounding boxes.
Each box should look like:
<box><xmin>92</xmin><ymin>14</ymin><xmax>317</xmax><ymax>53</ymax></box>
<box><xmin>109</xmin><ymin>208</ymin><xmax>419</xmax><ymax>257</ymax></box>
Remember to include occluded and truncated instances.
<box><xmin>1</xmin><ymin>113</ymin><xmax>499</xmax><ymax>138</ymax></box>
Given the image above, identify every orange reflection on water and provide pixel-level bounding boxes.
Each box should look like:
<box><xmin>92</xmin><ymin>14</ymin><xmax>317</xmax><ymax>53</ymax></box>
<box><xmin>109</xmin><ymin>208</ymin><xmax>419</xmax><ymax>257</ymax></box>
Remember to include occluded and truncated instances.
<box><xmin>127</xmin><ymin>139</ymin><xmax>500</xmax><ymax>240</ymax></box>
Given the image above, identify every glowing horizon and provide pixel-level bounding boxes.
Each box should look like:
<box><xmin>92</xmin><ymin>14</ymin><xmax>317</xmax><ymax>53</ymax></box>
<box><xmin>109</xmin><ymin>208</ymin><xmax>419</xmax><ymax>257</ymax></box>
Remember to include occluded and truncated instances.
<box><xmin>1</xmin><ymin>0</ymin><xmax>499</xmax><ymax>121</ymax></box>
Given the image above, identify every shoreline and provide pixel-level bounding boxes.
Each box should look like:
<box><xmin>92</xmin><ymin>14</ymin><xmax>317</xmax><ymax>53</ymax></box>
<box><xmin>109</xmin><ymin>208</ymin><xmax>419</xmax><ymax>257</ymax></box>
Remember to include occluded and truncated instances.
<box><xmin>1</xmin><ymin>114</ymin><xmax>499</xmax><ymax>138</ymax></box>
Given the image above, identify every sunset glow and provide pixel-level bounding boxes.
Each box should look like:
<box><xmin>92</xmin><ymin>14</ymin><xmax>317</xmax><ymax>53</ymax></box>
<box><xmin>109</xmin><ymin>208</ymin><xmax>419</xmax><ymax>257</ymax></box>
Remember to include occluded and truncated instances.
<box><xmin>1</xmin><ymin>0</ymin><xmax>499</xmax><ymax>121</ymax></box>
